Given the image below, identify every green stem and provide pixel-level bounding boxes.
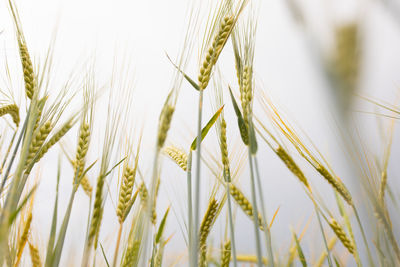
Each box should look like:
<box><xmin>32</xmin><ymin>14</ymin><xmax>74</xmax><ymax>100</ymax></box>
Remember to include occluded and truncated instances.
<box><xmin>192</xmin><ymin>89</ymin><xmax>204</xmax><ymax>267</ymax></box>
<box><xmin>353</xmin><ymin>205</ymin><xmax>375</xmax><ymax>266</ymax></box>
<box><xmin>226</xmin><ymin>182</ymin><xmax>238</xmax><ymax>267</ymax></box>
<box><xmin>253</xmin><ymin>157</ymin><xmax>274</xmax><ymax>267</ymax></box>
<box><xmin>187</xmin><ymin>151</ymin><xmax>193</xmax><ymax>265</ymax></box>
<box><xmin>248</xmin><ymin>150</ymin><xmax>263</xmax><ymax>267</ymax></box>
<box><xmin>314</xmin><ymin>204</ymin><xmax>333</xmax><ymax>267</ymax></box>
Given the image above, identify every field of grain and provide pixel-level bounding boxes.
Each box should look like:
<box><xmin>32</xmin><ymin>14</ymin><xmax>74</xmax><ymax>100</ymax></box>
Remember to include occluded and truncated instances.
<box><xmin>0</xmin><ymin>0</ymin><xmax>400</xmax><ymax>266</ymax></box>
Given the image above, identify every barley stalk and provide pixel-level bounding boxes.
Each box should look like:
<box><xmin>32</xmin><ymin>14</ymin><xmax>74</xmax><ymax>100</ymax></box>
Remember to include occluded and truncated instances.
<box><xmin>74</xmin><ymin>122</ymin><xmax>90</xmax><ymax>186</ymax></box>
<box><xmin>157</xmin><ymin>105</ymin><xmax>175</xmax><ymax>149</ymax></box>
<box><xmin>276</xmin><ymin>146</ymin><xmax>308</xmax><ymax>187</ymax></box>
<box><xmin>14</xmin><ymin>212</ymin><xmax>32</xmax><ymax>267</ymax></box>
<box><xmin>25</xmin><ymin>121</ymin><xmax>52</xmax><ymax>170</ymax></box>
<box><xmin>18</xmin><ymin>40</ymin><xmax>36</xmax><ymax>99</ymax></box>
<box><xmin>164</xmin><ymin>146</ymin><xmax>187</xmax><ymax>171</ymax></box>
<box><xmin>229</xmin><ymin>183</ymin><xmax>264</xmax><ymax>230</ymax></box>
<box><xmin>117</xmin><ymin>166</ymin><xmax>136</xmax><ymax>223</ymax></box>
<box><xmin>33</xmin><ymin>121</ymin><xmax>73</xmax><ymax>164</ymax></box>
<box><xmin>28</xmin><ymin>242</ymin><xmax>42</xmax><ymax>267</ymax></box>
<box><xmin>198</xmin><ymin>198</ymin><xmax>218</xmax><ymax>266</ymax></box>
<box><xmin>0</xmin><ymin>104</ymin><xmax>20</xmax><ymax>126</ymax></box>
<box><xmin>316</xmin><ymin>165</ymin><xmax>352</xmax><ymax>205</ymax></box>
<box><xmin>329</xmin><ymin>218</ymin><xmax>354</xmax><ymax>255</ymax></box>
<box><xmin>221</xmin><ymin>240</ymin><xmax>231</xmax><ymax>267</ymax></box>
<box><xmin>121</xmin><ymin>240</ymin><xmax>140</xmax><ymax>267</ymax></box>
<box><xmin>198</xmin><ymin>16</ymin><xmax>234</xmax><ymax>90</ymax></box>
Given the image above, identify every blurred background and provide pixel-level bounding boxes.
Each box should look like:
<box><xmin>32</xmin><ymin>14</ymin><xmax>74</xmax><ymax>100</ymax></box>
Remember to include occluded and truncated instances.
<box><xmin>1</xmin><ymin>0</ymin><xmax>400</xmax><ymax>265</ymax></box>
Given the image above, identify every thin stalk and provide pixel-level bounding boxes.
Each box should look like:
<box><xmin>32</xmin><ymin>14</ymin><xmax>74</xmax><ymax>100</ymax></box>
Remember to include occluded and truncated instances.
<box><xmin>248</xmin><ymin>150</ymin><xmax>263</xmax><ymax>267</ymax></box>
<box><xmin>192</xmin><ymin>88</ymin><xmax>204</xmax><ymax>267</ymax></box>
<box><xmin>187</xmin><ymin>151</ymin><xmax>193</xmax><ymax>265</ymax></box>
<box><xmin>253</xmin><ymin>157</ymin><xmax>274</xmax><ymax>267</ymax></box>
<box><xmin>0</xmin><ymin>129</ymin><xmax>17</xmax><ymax>175</ymax></box>
<box><xmin>314</xmin><ymin>204</ymin><xmax>333</xmax><ymax>267</ymax></box>
<box><xmin>112</xmin><ymin>224</ymin><xmax>123</xmax><ymax>267</ymax></box>
<box><xmin>0</xmin><ymin>113</ymin><xmax>28</xmax><ymax>195</ymax></box>
<box><xmin>352</xmin><ymin>205</ymin><xmax>375</xmax><ymax>266</ymax></box>
<box><xmin>226</xmin><ymin>182</ymin><xmax>238</xmax><ymax>267</ymax></box>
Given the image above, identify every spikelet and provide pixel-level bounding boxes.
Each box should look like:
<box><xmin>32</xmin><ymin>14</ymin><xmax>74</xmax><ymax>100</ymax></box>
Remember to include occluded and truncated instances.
<box><xmin>333</xmin><ymin>23</ymin><xmax>359</xmax><ymax>95</ymax></box>
<box><xmin>138</xmin><ymin>182</ymin><xmax>148</xmax><ymax>206</ymax></box>
<box><xmin>198</xmin><ymin>16</ymin><xmax>235</xmax><ymax>90</ymax></box>
<box><xmin>117</xmin><ymin>166</ymin><xmax>136</xmax><ymax>223</ymax></box>
<box><xmin>276</xmin><ymin>147</ymin><xmax>308</xmax><ymax>187</ymax></box>
<box><xmin>157</xmin><ymin>105</ymin><xmax>175</xmax><ymax>149</ymax></box>
<box><xmin>229</xmin><ymin>183</ymin><xmax>264</xmax><ymax>230</ymax></box>
<box><xmin>199</xmin><ymin>198</ymin><xmax>219</xmax><ymax>246</ymax></box>
<box><xmin>240</xmin><ymin>65</ymin><xmax>252</xmax><ymax>128</ymax></box>
<box><xmin>155</xmin><ymin>242</ymin><xmax>165</xmax><ymax>267</ymax></box>
<box><xmin>15</xmin><ymin>212</ymin><xmax>33</xmax><ymax>266</ymax></box>
<box><xmin>79</xmin><ymin>176</ymin><xmax>93</xmax><ymax>196</ymax></box>
<box><xmin>221</xmin><ymin>240</ymin><xmax>231</xmax><ymax>267</ymax></box>
<box><xmin>199</xmin><ymin>243</ymin><xmax>208</xmax><ymax>267</ymax></box>
<box><xmin>74</xmin><ymin>122</ymin><xmax>90</xmax><ymax>186</ymax></box>
<box><xmin>219</xmin><ymin>118</ymin><xmax>230</xmax><ymax>181</ymax></box>
<box><xmin>316</xmin><ymin>165</ymin><xmax>352</xmax><ymax>205</ymax></box>
<box><xmin>152</xmin><ymin>178</ymin><xmax>161</xmax><ymax>225</ymax></box>
<box><xmin>28</xmin><ymin>242</ymin><xmax>42</xmax><ymax>267</ymax></box>
<box><xmin>25</xmin><ymin>121</ymin><xmax>52</xmax><ymax>171</ymax></box>
<box><xmin>329</xmin><ymin>218</ymin><xmax>354</xmax><ymax>255</ymax></box>
<box><xmin>88</xmin><ymin>174</ymin><xmax>105</xmax><ymax>246</ymax></box>
<box><xmin>164</xmin><ymin>146</ymin><xmax>187</xmax><ymax>171</ymax></box>
<box><xmin>122</xmin><ymin>240</ymin><xmax>140</xmax><ymax>267</ymax></box>
<box><xmin>0</xmin><ymin>104</ymin><xmax>20</xmax><ymax>126</ymax></box>
<box><xmin>18</xmin><ymin>40</ymin><xmax>36</xmax><ymax>99</ymax></box>
<box><xmin>34</xmin><ymin>121</ymin><xmax>73</xmax><ymax>163</ymax></box>
<box><xmin>379</xmin><ymin>170</ymin><xmax>387</xmax><ymax>202</ymax></box>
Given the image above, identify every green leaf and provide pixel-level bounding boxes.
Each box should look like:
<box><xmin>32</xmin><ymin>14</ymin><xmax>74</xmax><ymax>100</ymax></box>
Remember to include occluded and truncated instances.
<box><xmin>292</xmin><ymin>231</ymin><xmax>307</xmax><ymax>267</ymax></box>
<box><xmin>249</xmin><ymin>122</ymin><xmax>258</xmax><ymax>154</ymax></box>
<box><xmin>191</xmin><ymin>105</ymin><xmax>224</xmax><ymax>150</ymax></box>
<box><xmin>8</xmin><ymin>185</ymin><xmax>37</xmax><ymax>225</ymax></box>
<box><xmin>156</xmin><ymin>206</ymin><xmax>170</xmax><ymax>244</ymax></box>
<box><xmin>228</xmin><ymin>87</ymin><xmax>248</xmax><ymax>145</ymax></box>
<box><xmin>166</xmin><ymin>53</ymin><xmax>200</xmax><ymax>91</ymax></box>
<box><xmin>100</xmin><ymin>243</ymin><xmax>110</xmax><ymax>267</ymax></box>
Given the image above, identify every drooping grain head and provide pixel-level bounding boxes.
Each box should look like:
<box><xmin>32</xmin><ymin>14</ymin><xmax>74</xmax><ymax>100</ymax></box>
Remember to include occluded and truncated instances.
<box><xmin>157</xmin><ymin>105</ymin><xmax>175</xmax><ymax>149</ymax></box>
<box><xmin>0</xmin><ymin>104</ymin><xmax>20</xmax><ymax>126</ymax></box>
<box><xmin>276</xmin><ymin>146</ymin><xmax>309</xmax><ymax>188</ymax></box>
<box><xmin>329</xmin><ymin>218</ymin><xmax>354</xmax><ymax>255</ymax></box>
<box><xmin>164</xmin><ymin>146</ymin><xmax>188</xmax><ymax>171</ymax></box>
<box><xmin>316</xmin><ymin>165</ymin><xmax>352</xmax><ymax>205</ymax></box>
<box><xmin>229</xmin><ymin>183</ymin><xmax>264</xmax><ymax>230</ymax></box>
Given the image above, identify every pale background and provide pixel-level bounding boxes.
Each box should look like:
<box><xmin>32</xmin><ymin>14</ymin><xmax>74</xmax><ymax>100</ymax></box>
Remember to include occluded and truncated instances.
<box><xmin>1</xmin><ymin>0</ymin><xmax>400</xmax><ymax>266</ymax></box>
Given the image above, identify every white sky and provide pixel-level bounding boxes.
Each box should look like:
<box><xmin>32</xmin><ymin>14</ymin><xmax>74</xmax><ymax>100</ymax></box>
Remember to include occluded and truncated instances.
<box><xmin>1</xmin><ymin>0</ymin><xmax>400</xmax><ymax>266</ymax></box>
